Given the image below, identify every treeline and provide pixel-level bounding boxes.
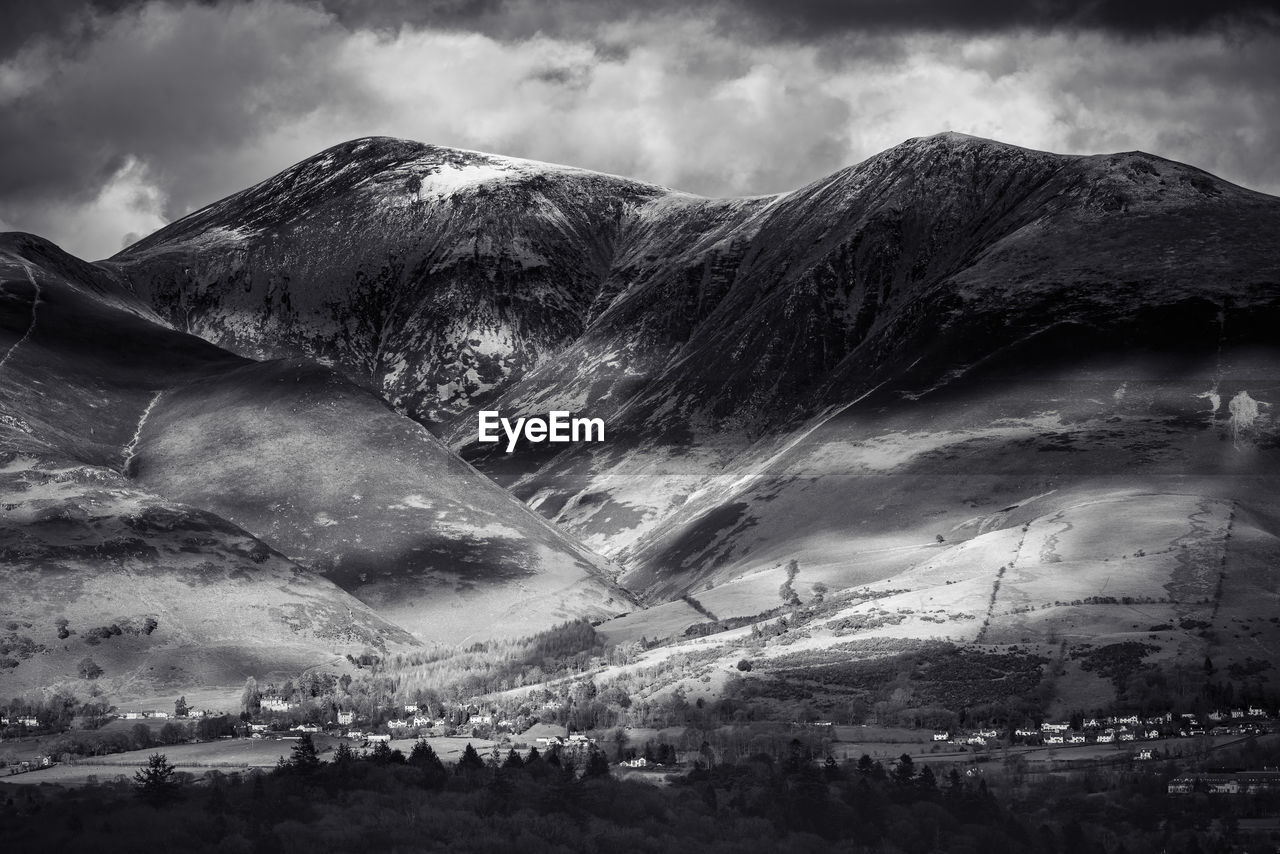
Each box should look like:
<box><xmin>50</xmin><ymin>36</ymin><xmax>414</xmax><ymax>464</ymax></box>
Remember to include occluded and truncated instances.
<box><xmin>10</xmin><ymin>736</ymin><xmax>1255</xmax><ymax>853</ymax></box>
<box><xmin>0</xmin><ymin>739</ymin><xmax>1028</xmax><ymax>853</ymax></box>
<box><xmin>40</xmin><ymin>716</ymin><xmax>239</xmax><ymax>762</ymax></box>
<box><xmin>1</xmin><ymin>692</ymin><xmax>113</xmax><ymax>735</ymax></box>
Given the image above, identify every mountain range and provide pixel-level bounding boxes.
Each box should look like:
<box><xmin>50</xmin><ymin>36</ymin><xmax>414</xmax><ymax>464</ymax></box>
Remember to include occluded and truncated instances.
<box><xmin>3</xmin><ymin>132</ymin><xmax>1278</xmax><ymax>702</ymax></box>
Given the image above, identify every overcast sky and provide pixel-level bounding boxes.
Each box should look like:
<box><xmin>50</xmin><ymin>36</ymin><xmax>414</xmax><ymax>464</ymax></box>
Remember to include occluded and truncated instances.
<box><xmin>2</xmin><ymin>0</ymin><xmax>1278</xmax><ymax>260</ymax></box>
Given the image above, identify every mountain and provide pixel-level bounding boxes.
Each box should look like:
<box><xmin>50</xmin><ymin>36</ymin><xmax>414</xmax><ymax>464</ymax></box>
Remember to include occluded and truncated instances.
<box><xmin>105</xmin><ymin>138</ymin><xmax>672</xmax><ymax>428</ymax></box>
<box><xmin>106</xmin><ymin>133</ymin><xmax>1280</xmax><ymax>561</ymax></box>
<box><xmin>0</xmin><ymin>232</ymin><xmax>631</xmax><ymax>697</ymax></box>
<box><xmin>19</xmin><ymin>131</ymin><xmax>1280</xmax><ymax>700</ymax></box>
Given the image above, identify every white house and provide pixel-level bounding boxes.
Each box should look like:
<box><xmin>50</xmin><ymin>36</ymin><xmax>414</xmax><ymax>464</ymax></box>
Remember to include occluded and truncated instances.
<box><xmin>261</xmin><ymin>697</ymin><xmax>293</xmax><ymax>713</ymax></box>
<box><xmin>337</xmin><ymin>710</ymin><xmax>355</xmax><ymax>725</ymax></box>
<box><xmin>366</xmin><ymin>734</ymin><xmax>391</xmax><ymax>743</ymax></box>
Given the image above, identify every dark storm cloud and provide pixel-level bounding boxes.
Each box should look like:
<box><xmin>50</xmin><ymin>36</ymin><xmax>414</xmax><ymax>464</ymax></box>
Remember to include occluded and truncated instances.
<box><xmin>312</xmin><ymin>0</ymin><xmax>1280</xmax><ymax>38</ymax></box>
<box><xmin>1</xmin><ymin>0</ymin><xmax>1278</xmax><ymax>259</ymax></box>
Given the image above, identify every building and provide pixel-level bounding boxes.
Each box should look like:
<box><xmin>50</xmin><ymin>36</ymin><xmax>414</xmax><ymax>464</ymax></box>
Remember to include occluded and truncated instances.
<box><xmin>1167</xmin><ymin>771</ymin><xmax>1280</xmax><ymax>795</ymax></box>
<box><xmin>337</xmin><ymin>710</ymin><xmax>355</xmax><ymax>725</ymax></box>
<box><xmin>261</xmin><ymin>697</ymin><xmax>293</xmax><ymax>713</ymax></box>
<box><xmin>366</xmin><ymin>734</ymin><xmax>391</xmax><ymax>743</ymax></box>
<box><xmin>1168</xmin><ymin>774</ymin><xmax>1239</xmax><ymax>795</ymax></box>
<box><xmin>932</xmin><ymin>732</ymin><xmax>950</xmax><ymax>741</ymax></box>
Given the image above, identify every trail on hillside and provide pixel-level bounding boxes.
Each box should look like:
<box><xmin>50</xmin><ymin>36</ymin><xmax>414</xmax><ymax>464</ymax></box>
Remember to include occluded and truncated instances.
<box><xmin>123</xmin><ymin>391</ymin><xmax>165</xmax><ymax>476</ymax></box>
<box><xmin>0</xmin><ymin>264</ymin><xmax>43</xmax><ymax>372</ymax></box>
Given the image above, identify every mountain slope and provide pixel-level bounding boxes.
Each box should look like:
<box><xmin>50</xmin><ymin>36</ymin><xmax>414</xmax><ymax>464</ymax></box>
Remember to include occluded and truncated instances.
<box><xmin>102</xmin><ymin>134</ymin><xmax>1280</xmax><ymax>643</ymax></box>
<box><xmin>106</xmin><ymin>138</ymin><xmax>673</xmax><ymax>428</ymax></box>
<box><xmin>0</xmin><ymin>232</ymin><xmax>631</xmax><ymax>691</ymax></box>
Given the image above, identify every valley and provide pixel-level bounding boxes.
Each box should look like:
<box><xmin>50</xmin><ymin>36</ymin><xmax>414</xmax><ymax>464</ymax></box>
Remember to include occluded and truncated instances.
<box><xmin>1</xmin><ymin>133</ymin><xmax>1277</xmax><ymax>742</ymax></box>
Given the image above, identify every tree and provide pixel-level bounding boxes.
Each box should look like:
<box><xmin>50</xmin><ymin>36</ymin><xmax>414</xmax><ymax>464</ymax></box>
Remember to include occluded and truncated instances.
<box><xmin>457</xmin><ymin>742</ymin><xmax>486</xmax><ymax>775</ymax></box>
<box><xmin>289</xmin><ymin>733</ymin><xmax>320</xmax><ymax>772</ymax></box>
<box><xmin>583</xmin><ymin>746</ymin><xmax>611</xmax><ymax>778</ymax></box>
<box><xmin>893</xmin><ymin>753</ymin><xmax>915</xmax><ymax>784</ymax></box>
<box><xmin>78</xmin><ymin>657</ymin><xmax>103</xmax><ymax>679</ymax></box>
<box><xmin>736</xmin><ymin>659</ymin><xmax>753</xmax><ymax>672</ymax></box>
<box><xmin>410</xmin><ymin>739</ymin><xmax>447</xmax><ymax>787</ymax></box>
<box><xmin>131</xmin><ymin>723</ymin><xmax>154</xmax><ymax>749</ymax></box>
<box><xmin>240</xmin><ymin>676</ymin><xmax>259</xmax><ymax>714</ymax></box>
<box><xmin>333</xmin><ymin>741</ymin><xmax>355</xmax><ymax>767</ymax></box>
<box><xmin>916</xmin><ymin>764</ymin><xmax>938</xmax><ymax>793</ymax></box>
<box><xmin>134</xmin><ymin>753</ymin><xmax>180</xmax><ymax>806</ymax></box>
<box><xmin>174</xmin><ymin>696</ymin><xmax>188</xmax><ymax>718</ymax></box>
<box><xmin>502</xmin><ymin>749</ymin><xmax>525</xmax><ymax>769</ymax></box>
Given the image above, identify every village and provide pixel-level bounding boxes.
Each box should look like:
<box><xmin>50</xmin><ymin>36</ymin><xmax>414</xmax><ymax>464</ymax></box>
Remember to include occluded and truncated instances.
<box><xmin>4</xmin><ymin>693</ymin><xmax>1279</xmax><ymax>783</ymax></box>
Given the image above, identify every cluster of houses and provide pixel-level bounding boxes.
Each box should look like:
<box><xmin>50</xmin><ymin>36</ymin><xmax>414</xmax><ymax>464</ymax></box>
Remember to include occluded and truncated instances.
<box><xmin>3</xmin><ymin>755</ymin><xmax>54</xmax><ymax>776</ymax></box>
<box><xmin>534</xmin><ymin>733</ymin><xmax>597</xmax><ymax>750</ymax></box>
<box><xmin>0</xmin><ymin>715</ymin><xmax>41</xmax><ymax>728</ymax></box>
<box><xmin>1167</xmin><ymin>770</ymin><xmax>1280</xmax><ymax>796</ymax></box>
<box><xmin>934</xmin><ymin>707</ymin><xmax>1274</xmax><ymax>749</ymax></box>
<box><xmin>237</xmin><ymin>702</ymin><xmax>513</xmax><ymax>744</ymax></box>
<box><xmin>119</xmin><ymin>706</ymin><xmax>218</xmax><ymax>720</ymax></box>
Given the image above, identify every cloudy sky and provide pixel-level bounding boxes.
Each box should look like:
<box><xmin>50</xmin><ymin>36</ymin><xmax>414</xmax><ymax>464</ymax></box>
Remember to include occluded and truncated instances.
<box><xmin>2</xmin><ymin>0</ymin><xmax>1278</xmax><ymax>260</ymax></box>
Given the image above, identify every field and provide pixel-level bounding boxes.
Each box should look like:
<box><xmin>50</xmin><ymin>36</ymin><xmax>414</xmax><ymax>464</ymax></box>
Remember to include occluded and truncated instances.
<box><xmin>4</xmin><ymin>734</ymin><xmax>501</xmax><ymax>787</ymax></box>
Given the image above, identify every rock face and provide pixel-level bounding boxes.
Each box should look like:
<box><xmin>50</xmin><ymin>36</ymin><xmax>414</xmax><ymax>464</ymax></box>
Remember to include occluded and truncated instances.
<box><xmin>0</xmin><ymin>232</ymin><xmax>630</xmax><ymax>694</ymax></box>
<box><xmin>107</xmin><ymin>133</ymin><xmax>1280</xmax><ymax>607</ymax></box>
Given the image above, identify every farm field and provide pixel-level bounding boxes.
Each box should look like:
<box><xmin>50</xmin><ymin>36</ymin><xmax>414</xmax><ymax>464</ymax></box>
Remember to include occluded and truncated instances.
<box><xmin>3</xmin><ymin>734</ymin><xmax>502</xmax><ymax>787</ymax></box>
